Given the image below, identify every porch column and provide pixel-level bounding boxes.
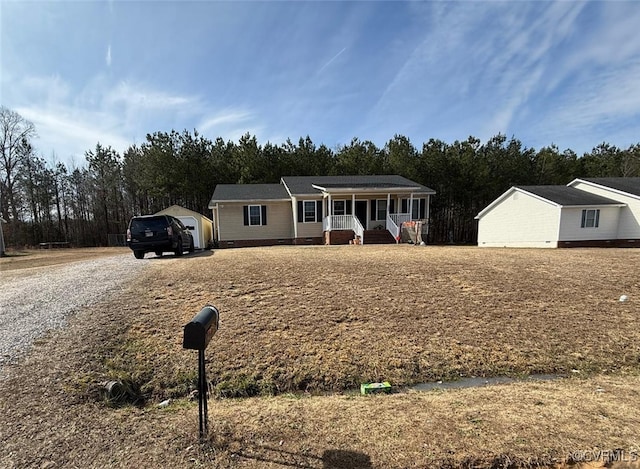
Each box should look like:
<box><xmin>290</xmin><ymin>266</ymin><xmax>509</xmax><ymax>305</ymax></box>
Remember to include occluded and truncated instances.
<box><xmin>327</xmin><ymin>193</ymin><xmax>332</xmax><ymax>231</ymax></box>
<box><xmin>409</xmin><ymin>193</ymin><xmax>414</xmax><ymax>221</ymax></box>
<box><xmin>386</xmin><ymin>193</ymin><xmax>390</xmax><ymax>219</ymax></box>
<box><xmin>425</xmin><ymin>195</ymin><xmax>430</xmax><ymax>230</ymax></box>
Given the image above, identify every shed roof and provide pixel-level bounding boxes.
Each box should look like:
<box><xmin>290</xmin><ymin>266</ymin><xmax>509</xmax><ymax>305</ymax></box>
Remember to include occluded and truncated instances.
<box><xmin>281</xmin><ymin>175</ymin><xmax>435</xmax><ymax>196</ymax></box>
<box><xmin>517</xmin><ymin>185</ymin><xmax>623</xmax><ymax>206</ymax></box>
<box><xmin>156</xmin><ymin>205</ymin><xmax>213</xmax><ymax>222</ymax></box>
<box><xmin>209</xmin><ymin>184</ymin><xmax>290</xmax><ymax>206</ymax></box>
<box><xmin>575</xmin><ymin>177</ymin><xmax>640</xmax><ymax>197</ymax></box>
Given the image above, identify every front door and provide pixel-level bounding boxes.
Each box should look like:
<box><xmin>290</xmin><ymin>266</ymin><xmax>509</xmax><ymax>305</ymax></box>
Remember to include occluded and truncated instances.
<box><xmin>355</xmin><ymin>201</ymin><xmax>367</xmax><ymax>228</ymax></box>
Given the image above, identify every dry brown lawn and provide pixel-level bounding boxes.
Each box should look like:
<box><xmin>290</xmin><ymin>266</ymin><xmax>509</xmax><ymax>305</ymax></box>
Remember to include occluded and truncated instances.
<box><xmin>1</xmin><ymin>245</ymin><xmax>640</xmax><ymax>468</ymax></box>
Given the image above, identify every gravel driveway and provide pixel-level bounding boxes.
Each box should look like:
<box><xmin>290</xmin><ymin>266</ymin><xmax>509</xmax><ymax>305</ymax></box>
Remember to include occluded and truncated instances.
<box><xmin>0</xmin><ymin>254</ymin><xmax>149</xmax><ymax>371</ymax></box>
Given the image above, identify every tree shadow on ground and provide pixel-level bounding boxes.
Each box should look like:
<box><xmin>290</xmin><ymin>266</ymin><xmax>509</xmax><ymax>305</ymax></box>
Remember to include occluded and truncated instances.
<box><xmin>231</xmin><ymin>444</ymin><xmax>372</xmax><ymax>469</ymax></box>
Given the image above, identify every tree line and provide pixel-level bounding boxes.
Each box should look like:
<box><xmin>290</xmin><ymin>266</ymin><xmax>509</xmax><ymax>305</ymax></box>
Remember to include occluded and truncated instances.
<box><xmin>1</xmin><ymin>105</ymin><xmax>639</xmax><ymax>250</ymax></box>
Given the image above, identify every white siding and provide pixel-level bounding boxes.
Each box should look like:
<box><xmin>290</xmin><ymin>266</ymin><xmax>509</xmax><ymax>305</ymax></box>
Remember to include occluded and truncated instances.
<box><xmin>558</xmin><ymin>206</ymin><xmax>620</xmax><ymax>241</ymax></box>
<box><xmin>156</xmin><ymin>205</ymin><xmax>213</xmax><ymax>249</ymax></box>
<box><xmin>217</xmin><ymin>202</ymin><xmax>293</xmax><ymax>241</ymax></box>
<box><xmin>571</xmin><ymin>181</ymin><xmax>640</xmax><ymax>239</ymax></box>
<box><xmin>477</xmin><ymin>190</ymin><xmax>559</xmax><ymax>248</ymax></box>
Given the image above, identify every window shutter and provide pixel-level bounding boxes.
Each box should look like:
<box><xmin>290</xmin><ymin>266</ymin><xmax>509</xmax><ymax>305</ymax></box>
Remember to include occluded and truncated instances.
<box><xmin>581</xmin><ymin>210</ymin><xmax>586</xmax><ymax>228</ymax></box>
<box><xmin>389</xmin><ymin>199</ymin><xmax>395</xmax><ymax>214</ymax></box>
<box><xmin>595</xmin><ymin>209</ymin><xmax>600</xmax><ymax>228</ymax></box>
<box><xmin>316</xmin><ymin>200</ymin><xmax>323</xmax><ymax>222</ymax></box>
<box><xmin>297</xmin><ymin>201</ymin><xmax>303</xmax><ymax>223</ymax></box>
<box><xmin>261</xmin><ymin>205</ymin><xmax>267</xmax><ymax>225</ymax></box>
<box><xmin>401</xmin><ymin>199</ymin><xmax>408</xmax><ymax>213</ymax></box>
<box><xmin>243</xmin><ymin>206</ymin><xmax>249</xmax><ymax>226</ymax></box>
<box><xmin>419</xmin><ymin>198</ymin><xmax>426</xmax><ymax>219</ymax></box>
<box><xmin>371</xmin><ymin>200</ymin><xmax>377</xmax><ymax>220</ymax></box>
<box><xmin>346</xmin><ymin>200</ymin><xmax>352</xmax><ymax>215</ymax></box>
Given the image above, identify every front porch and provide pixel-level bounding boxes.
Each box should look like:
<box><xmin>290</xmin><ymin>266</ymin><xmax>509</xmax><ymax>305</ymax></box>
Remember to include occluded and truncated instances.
<box><xmin>320</xmin><ymin>192</ymin><xmax>431</xmax><ymax>245</ymax></box>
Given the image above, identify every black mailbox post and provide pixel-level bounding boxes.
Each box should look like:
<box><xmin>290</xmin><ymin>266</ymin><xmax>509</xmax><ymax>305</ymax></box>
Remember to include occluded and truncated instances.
<box><xmin>183</xmin><ymin>305</ymin><xmax>219</xmax><ymax>440</ymax></box>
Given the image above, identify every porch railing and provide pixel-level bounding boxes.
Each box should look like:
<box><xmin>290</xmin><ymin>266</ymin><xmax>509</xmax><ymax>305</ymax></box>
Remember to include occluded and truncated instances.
<box><xmin>353</xmin><ymin>216</ymin><xmax>364</xmax><ymax>244</ymax></box>
<box><xmin>323</xmin><ymin>214</ymin><xmax>355</xmax><ymax>231</ymax></box>
<box><xmin>390</xmin><ymin>213</ymin><xmax>411</xmax><ymax>226</ymax></box>
<box><xmin>386</xmin><ymin>214</ymin><xmax>400</xmax><ymax>243</ymax></box>
<box><xmin>323</xmin><ymin>215</ymin><xmax>365</xmax><ymax>243</ymax></box>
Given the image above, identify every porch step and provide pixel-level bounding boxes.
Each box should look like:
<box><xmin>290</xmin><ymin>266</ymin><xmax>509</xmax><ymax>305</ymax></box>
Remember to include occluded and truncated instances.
<box><xmin>364</xmin><ymin>229</ymin><xmax>396</xmax><ymax>244</ymax></box>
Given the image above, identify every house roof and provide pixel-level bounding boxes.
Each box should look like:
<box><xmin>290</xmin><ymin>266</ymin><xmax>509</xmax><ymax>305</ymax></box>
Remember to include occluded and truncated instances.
<box><xmin>475</xmin><ymin>185</ymin><xmax>624</xmax><ymax>219</ymax></box>
<box><xmin>517</xmin><ymin>185</ymin><xmax>624</xmax><ymax>206</ymax></box>
<box><xmin>156</xmin><ymin>204</ymin><xmax>213</xmax><ymax>222</ymax></box>
<box><xmin>209</xmin><ymin>184</ymin><xmax>290</xmax><ymax>206</ymax></box>
<box><xmin>573</xmin><ymin>177</ymin><xmax>640</xmax><ymax>198</ymax></box>
<box><xmin>281</xmin><ymin>175</ymin><xmax>435</xmax><ymax>196</ymax></box>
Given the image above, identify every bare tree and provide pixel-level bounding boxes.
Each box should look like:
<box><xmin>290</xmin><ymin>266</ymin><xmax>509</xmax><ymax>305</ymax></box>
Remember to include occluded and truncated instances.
<box><xmin>0</xmin><ymin>107</ymin><xmax>37</xmax><ymax>252</ymax></box>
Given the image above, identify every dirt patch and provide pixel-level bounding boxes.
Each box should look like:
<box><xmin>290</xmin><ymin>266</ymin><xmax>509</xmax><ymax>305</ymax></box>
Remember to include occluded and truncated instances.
<box><xmin>1</xmin><ymin>245</ymin><xmax>640</xmax><ymax>468</ymax></box>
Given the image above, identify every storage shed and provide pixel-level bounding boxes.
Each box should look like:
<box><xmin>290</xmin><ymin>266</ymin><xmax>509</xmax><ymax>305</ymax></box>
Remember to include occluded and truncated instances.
<box><xmin>155</xmin><ymin>205</ymin><xmax>213</xmax><ymax>249</ymax></box>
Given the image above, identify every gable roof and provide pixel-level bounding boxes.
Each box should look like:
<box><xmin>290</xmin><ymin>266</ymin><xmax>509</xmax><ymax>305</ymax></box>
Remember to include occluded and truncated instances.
<box><xmin>475</xmin><ymin>185</ymin><xmax>624</xmax><ymax>219</ymax></box>
<box><xmin>571</xmin><ymin>177</ymin><xmax>640</xmax><ymax>198</ymax></box>
<box><xmin>281</xmin><ymin>175</ymin><xmax>435</xmax><ymax>196</ymax></box>
<box><xmin>517</xmin><ymin>185</ymin><xmax>624</xmax><ymax>206</ymax></box>
<box><xmin>209</xmin><ymin>184</ymin><xmax>290</xmax><ymax>206</ymax></box>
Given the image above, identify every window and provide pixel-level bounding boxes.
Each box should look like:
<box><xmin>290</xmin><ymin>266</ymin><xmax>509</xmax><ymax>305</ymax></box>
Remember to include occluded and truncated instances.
<box><xmin>376</xmin><ymin>199</ymin><xmax>387</xmax><ymax>221</ymax></box>
<box><xmin>243</xmin><ymin>205</ymin><xmax>267</xmax><ymax>226</ymax></box>
<box><xmin>333</xmin><ymin>200</ymin><xmax>345</xmax><ymax>216</ymax></box>
<box><xmin>401</xmin><ymin>198</ymin><xmax>426</xmax><ymax>219</ymax></box>
<box><xmin>297</xmin><ymin>200</ymin><xmax>322</xmax><ymax>223</ymax></box>
<box><xmin>581</xmin><ymin>209</ymin><xmax>600</xmax><ymax>228</ymax></box>
<box><xmin>304</xmin><ymin>201</ymin><xmax>316</xmax><ymax>222</ymax></box>
<box><xmin>249</xmin><ymin>205</ymin><xmax>261</xmax><ymax>226</ymax></box>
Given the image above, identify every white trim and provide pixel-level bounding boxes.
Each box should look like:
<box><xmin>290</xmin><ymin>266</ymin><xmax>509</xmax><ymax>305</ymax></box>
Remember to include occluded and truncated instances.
<box><xmin>302</xmin><ymin>200</ymin><xmax>318</xmax><ymax>223</ymax></box>
<box><xmin>568</xmin><ymin>178</ymin><xmax>640</xmax><ymax>201</ymax></box>
<box><xmin>209</xmin><ymin>198</ymin><xmax>289</xmax><ymax>205</ymax></box>
<box><xmin>291</xmin><ymin>196</ymin><xmax>298</xmax><ymax>238</ymax></box>
<box><xmin>247</xmin><ymin>204</ymin><xmax>263</xmax><ymax>226</ymax></box>
<box><xmin>215</xmin><ymin>204</ymin><xmax>221</xmax><ymax>242</ymax></box>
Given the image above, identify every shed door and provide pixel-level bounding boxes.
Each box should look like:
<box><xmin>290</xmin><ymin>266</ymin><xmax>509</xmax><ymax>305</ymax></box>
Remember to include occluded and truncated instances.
<box><xmin>177</xmin><ymin>216</ymin><xmax>200</xmax><ymax>249</ymax></box>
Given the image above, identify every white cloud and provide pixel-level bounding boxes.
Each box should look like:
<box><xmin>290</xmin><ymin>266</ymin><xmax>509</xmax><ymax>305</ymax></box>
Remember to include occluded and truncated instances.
<box><xmin>198</xmin><ymin>110</ymin><xmax>253</xmax><ymax>134</ymax></box>
<box><xmin>104</xmin><ymin>81</ymin><xmax>196</xmax><ymax>111</ymax></box>
<box><xmin>16</xmin><ymin>105</ymin><xmax>131</xmax><ymax>163</ymax></box>
<box><xmin>196</xmin><ymin>109</ymin><xmax>267</xmax><ymax>143</ymax></box>
<box><xmin>106</xmin><ymin>44</ymin><xmax>112</xmax><ymax>67</ymax></box>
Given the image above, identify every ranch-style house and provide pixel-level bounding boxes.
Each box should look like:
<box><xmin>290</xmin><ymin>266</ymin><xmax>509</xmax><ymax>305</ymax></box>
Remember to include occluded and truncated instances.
<box><xmin>475</xmin><ymin>177</ymin><xmax>640</xmax><ymax>248</ymax></box>
<box><xmin>208</xmin><ymin>175</ymin><xmax>436</xmax><ymax>248</ymax></box>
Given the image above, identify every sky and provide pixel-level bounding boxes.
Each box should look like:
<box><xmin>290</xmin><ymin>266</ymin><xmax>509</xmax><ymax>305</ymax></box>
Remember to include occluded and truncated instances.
<box><xmin>2</xmin><ymin>0</ymin><xmax>640</xmax><ymax>169</ymax></box>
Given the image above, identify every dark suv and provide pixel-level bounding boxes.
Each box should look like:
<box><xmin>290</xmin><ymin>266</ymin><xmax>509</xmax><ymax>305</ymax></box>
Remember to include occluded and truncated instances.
<box><xmin>126</xmin><ymin>215</ymin><xmax>194</xmax><ymax>259</ymax></box>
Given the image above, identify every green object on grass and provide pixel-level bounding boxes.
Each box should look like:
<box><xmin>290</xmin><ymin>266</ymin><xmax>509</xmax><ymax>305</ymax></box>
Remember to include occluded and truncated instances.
<box><xmin>360</xmin><ymin>381</ymin><xmax>392</xmax><ymax>395</ymax></box>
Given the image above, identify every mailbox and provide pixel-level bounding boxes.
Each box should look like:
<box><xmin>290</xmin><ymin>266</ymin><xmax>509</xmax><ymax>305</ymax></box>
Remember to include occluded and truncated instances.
<box><xmin>183</xmin><ymin>305</ymin><xmax>219</xmax><ymax>350</ymax></box>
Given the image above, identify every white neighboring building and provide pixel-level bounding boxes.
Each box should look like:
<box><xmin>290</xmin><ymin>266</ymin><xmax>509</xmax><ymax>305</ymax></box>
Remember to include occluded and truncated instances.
<box><xmin>475</xmin><ymin>183</ymin><xmax>630</xmax><ymax>248</ymax></box>
<box><xmin>568</xmin><ymin>178</ymin><xmax>640</xmax><ymax>244</ymax></box>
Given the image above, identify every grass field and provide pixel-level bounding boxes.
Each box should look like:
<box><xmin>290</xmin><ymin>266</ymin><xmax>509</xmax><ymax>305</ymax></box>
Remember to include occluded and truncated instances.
<box><xmin>1</xmin><ymin>245</ymin><xmax>639</xmax><ymax>468</ymax></box>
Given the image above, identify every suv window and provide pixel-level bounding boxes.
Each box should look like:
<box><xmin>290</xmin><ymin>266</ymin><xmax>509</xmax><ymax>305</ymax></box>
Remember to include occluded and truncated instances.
<box><xmin>130</xmin><ymin>216</ymin><xmax>168</xmax><ymax>232</ymax></box>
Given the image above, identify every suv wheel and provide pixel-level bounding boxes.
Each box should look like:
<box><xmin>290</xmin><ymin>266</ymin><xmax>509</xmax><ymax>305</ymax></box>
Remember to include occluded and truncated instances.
<box><xmin>134</xmin><ymin>250</ymin><xmax>145</xmax><ymax>259</ymax></box>
<box><xmin>175</xmin><ymin>238</ymin><xmax>183</xmax><ymax>257</ymax></box>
